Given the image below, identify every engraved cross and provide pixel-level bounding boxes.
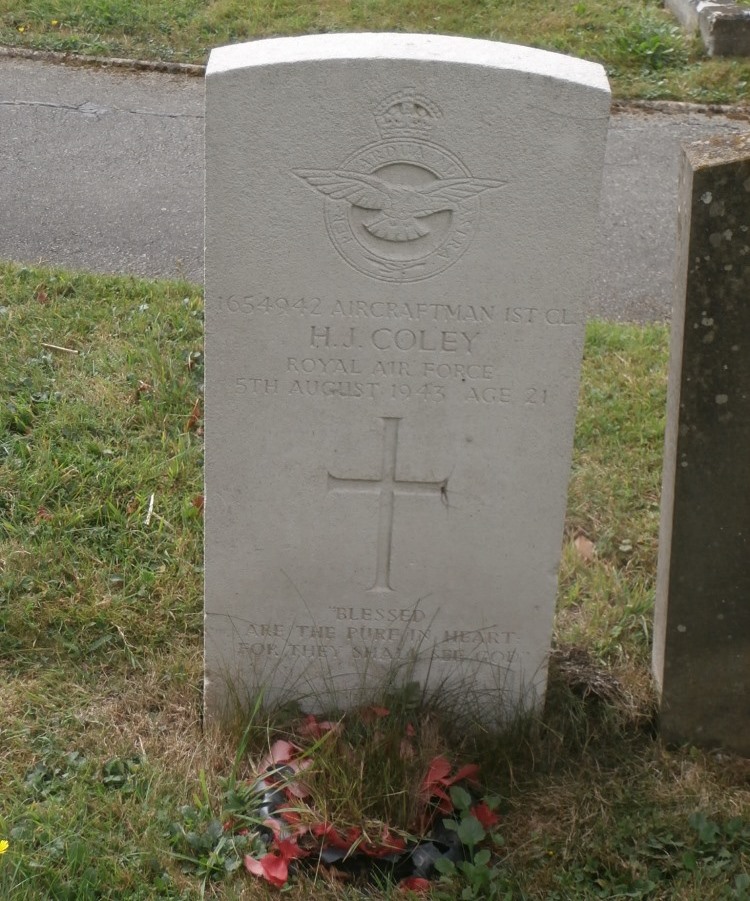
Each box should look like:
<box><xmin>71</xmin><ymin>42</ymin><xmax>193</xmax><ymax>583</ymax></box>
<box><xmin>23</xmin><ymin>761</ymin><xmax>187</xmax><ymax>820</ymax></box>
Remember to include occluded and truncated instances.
<box><xmin>328</xmin><ymin>417</ymin><xmax>447</xmax><ymax>593</ymax></box>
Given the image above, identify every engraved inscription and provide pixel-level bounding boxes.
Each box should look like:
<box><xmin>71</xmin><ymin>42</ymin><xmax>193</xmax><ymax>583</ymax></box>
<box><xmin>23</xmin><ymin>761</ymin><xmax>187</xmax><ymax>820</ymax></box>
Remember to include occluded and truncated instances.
<box><xmin>225</xmin><ymin>292</ymin><xmax>571</xmax><ymax>407</ymax></box>
<box><xmin>331</xmin><ymin>300</ymin><xmax>494</xmax><ymax>322</ymax></box>
<box><xmin>369</xmin><ymin>328</ymin><xmax>480</xmax><ymax>352</ymax></box>
<box><xmin>238</xmin><ymin>372</ymin><xmax>548</xmax><ymax>405</ymax></box>
<box><xmin>234</xmin><ymin>609</ymin><xmax>520</xmax><ymax>672</ymax></box>
<box><xmin>330</xmin><ymin>605</ymin><xmax>427</xmax><ymax>623</ymax></box>
<box><xmin>221</xmin><ymin>295</ymin><xmax>578</xmax><ymax>328</ymax></box>
<box><xmin>328</xmin><ymin>418</ymin><xmax>447</xmax><ymax>592</ymax></box>
<box><xmin>307</xmin><ymin>324</ymin><xmax>481</xmax><ymax>353</ymax></box>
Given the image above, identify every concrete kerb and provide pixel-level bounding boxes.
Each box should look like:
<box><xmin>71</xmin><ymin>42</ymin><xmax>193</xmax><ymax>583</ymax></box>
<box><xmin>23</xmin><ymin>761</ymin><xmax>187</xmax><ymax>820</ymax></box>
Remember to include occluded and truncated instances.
<box><xmin>0</xmin><ymin>45</ymin><xmax>205</xmax><ymax>76</ymax></box>
<box><xmin>665</xmin><ymin>0</ymin><xmax>750</xmax><ymax>56</ymax></box>
<box><xmin>1</xmin><ymin>44</ymin><xmax>750</xmax><ymax>120</ymax></box>
<box><xmin>610</xmin><ymin>98</ymin><xmax>750</xmax><ymax>119</ymax></box>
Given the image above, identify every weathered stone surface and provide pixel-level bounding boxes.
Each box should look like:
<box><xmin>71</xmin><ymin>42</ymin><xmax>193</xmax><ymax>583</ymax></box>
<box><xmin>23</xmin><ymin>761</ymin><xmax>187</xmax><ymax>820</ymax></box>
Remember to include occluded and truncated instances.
<box><xmin>654</xmin><ymin>133</ymin><xmax>750</xmax><ymax>756</ymax></box>
<box><xmin>664</xmin><ymin>0</ymin><xmax>750</xmax><ymax>57</ymax></box>
<box><xmin>204</xmin><ymin>33</ymin><xmax>610</xmax><ymax>720</ymax></box>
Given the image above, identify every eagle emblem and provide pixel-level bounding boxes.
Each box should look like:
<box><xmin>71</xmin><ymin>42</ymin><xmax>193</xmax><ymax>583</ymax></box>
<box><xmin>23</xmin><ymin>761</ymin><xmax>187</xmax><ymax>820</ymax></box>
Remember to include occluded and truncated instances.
<box><xmin>293</xmin><ymin>89</ymin><xmax>509</xmax><ymax>282</ymax></box>
<box><xmin>293</xmin><ymin>169</ymin><xmax>507</xmax><ymax>243</ymax></box>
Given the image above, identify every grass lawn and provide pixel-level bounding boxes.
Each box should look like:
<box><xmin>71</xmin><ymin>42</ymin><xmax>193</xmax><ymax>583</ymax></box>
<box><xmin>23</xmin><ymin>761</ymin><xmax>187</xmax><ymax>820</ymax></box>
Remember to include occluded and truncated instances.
<box><xmin>1</xmin><ymin>0</ymin><xmax>750</xmax><ymax>103</ymax></box>
<box><xmin>1</xmin><ymin>262</ymin><xmax>748</xmax><ymax>899</ymax></box>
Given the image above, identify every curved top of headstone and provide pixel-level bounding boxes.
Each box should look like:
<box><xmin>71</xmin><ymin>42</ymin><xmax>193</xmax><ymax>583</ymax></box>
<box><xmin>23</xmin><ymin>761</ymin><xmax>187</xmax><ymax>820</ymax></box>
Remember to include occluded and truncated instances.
<box><xmin>206</xmin><ymin>32</ymin><xmax>609</xmax><ymax>92</ymax></box>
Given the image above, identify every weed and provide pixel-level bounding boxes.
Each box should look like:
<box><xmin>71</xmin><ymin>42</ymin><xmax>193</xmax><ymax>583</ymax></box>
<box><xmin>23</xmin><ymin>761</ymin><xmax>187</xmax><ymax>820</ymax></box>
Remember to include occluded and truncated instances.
<box><xmin>683</xmin><ymin>812</ymin><xmax>750</xmax><ymax>891</ymax></box>
<box><xmin>168</xmin><ymin>801</ymin><xmax>260</xmax><ymax>886</ymax></box>
<box><xmin>613</xmin><ymin>21</ymin><xmax>688</xmax><ymax>73</ymax></box>
<box><xmin>432</xmin><ymin>785</ymin><xmax>507</xmax><ymax>899</ymax></box>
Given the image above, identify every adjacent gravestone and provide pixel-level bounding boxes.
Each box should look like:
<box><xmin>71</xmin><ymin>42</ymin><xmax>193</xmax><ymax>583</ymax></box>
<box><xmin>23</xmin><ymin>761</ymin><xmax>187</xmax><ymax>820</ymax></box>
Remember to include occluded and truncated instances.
<box><xmin>654</xmin><ymin>133</ymin><xmax>750</xmax><ymax>756</ymax></box>
<box><xmin>204</xmin><ymin>34</ymin><xmax>610</xmax><ymax>720</ymax></box>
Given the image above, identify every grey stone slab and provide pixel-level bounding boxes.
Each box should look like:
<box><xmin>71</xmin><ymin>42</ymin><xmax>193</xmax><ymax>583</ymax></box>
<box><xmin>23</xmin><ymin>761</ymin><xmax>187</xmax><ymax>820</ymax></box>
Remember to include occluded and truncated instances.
<box><xmin>665</xmin><ymin>0</ymin><xmax>750</xmax><ymax>57</ymax></box>
<box><xmin>654</xmin><ymin>132</ymin><xmax>750</xmax><ymax>756</ymax></box>
<box><xmin>203</xmin><ymin>33</ymin><xmax>610</xmax><ymax>720</ymax></box>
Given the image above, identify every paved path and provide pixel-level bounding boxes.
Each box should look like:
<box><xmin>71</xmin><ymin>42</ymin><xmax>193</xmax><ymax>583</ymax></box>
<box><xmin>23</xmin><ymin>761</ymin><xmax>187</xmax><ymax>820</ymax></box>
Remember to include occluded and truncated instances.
<box><xmin>1</xmin><ymin>56</ymin><xmax>748</xmax><ymax>321</ymax></box>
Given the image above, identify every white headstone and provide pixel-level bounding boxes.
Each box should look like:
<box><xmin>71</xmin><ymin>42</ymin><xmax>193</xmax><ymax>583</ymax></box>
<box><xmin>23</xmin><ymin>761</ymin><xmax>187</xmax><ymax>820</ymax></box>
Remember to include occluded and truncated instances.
<box><xmin>204</xmin><ymin>34</ymin><xmax>610</xmax><ymax>720</ymax></box>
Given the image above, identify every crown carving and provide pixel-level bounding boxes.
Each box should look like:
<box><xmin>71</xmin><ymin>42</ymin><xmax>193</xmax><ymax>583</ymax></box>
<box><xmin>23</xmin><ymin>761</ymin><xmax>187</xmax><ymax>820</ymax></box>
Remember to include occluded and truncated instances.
<box><xmin>374</xmin><ymin>90</ymin><xmax>442</xmax><ymax>138</ymax></box>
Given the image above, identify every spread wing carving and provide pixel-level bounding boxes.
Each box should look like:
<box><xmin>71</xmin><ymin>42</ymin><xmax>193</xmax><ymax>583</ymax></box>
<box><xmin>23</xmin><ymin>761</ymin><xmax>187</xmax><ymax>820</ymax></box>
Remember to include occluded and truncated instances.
<box><xmin>294</xmin><ymin>168</ymin><xmax>506</xmax><ymax>242</ymax></box>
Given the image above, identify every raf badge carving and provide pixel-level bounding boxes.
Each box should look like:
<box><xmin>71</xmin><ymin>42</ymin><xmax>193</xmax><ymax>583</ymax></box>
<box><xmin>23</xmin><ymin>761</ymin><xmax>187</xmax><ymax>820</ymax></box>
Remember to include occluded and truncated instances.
<box><xmin>293</xmin><ymin>89</ymin><xmax>506</xmax><ymax>282</ymax></box>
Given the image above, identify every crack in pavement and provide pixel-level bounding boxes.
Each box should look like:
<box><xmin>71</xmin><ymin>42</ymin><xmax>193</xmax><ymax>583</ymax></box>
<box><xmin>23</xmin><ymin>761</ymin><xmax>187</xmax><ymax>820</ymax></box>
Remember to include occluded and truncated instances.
<box><xmin>0</xmin><ymin>98</ymin><xmax>203</xmax><ymax>119</ymax></box>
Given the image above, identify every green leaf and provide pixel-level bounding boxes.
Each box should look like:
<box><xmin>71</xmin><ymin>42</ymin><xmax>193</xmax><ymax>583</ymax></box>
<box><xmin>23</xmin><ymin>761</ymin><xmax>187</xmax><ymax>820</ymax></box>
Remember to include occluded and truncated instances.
<box><xmin>473</xmin><ymin>848</ymin><xmax>491</xmax><ymax>867</ymax></box>
<box><xmin>484</xmin><ymin>794</ymin><xmax>502</xmax><ymax>811</ymax></box>
<box><xmin>681</xmin><ymin>851</ymin><xmax>696</xmax><ymax>871</ymax></box>
<box><xmin>690</xmin><ymin>811</ymin><xmax>720</xmax><ymax>846</ymax></box>
<box><xmin>449</xmin><ymin>785</ymin><xmax>473</xmax><ymax>812</ymax></box>
<box><xmin>185</xmin><ymin>831</ymin><xmax>201</xmax><ymax>851</ymax></box>
<box><xmin>457</xmin><ymin>815</ymin><xmax>486</xmax><ymax>848</ymax></box>
<box><xmin>434</xmin><ymin>857</ymin><xmax>457</xmax><ymax>876</ymax></box>
<box><xmin>206</xmin><ymin>819</ymin><xmax>224</xmax><ymax>842</ymax></box>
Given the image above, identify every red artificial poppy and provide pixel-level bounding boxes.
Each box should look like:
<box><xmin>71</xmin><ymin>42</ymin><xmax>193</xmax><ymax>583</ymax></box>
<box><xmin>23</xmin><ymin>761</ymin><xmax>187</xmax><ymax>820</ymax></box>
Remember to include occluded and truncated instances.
<box><xmin>419</xmin><ymin>756</ymin><xmax>482</xmax><ymax>821</ymax></box>
<box><xmin>421</xmin><ymin>757</ymin><xmax>481</xmax><ymax>797</ymax></box>
<box><xmin>244</xmin><ymin>838</ymin><xmax>309</xmax><ymax>887</ymax></box>
<box><xmin>421</xmin><ymin>756</ymin><xmax>450</xmax><ymax>789</ymax></box>
<box><xmin>337</xmin><ymin>825</ymin><xmax>365</xmax><ymax>853</ymax></box>
<box><xmin>446</xmin><ymin>762</ymin><xmax>481</xmax><ymax>787</ymax></box>
<box><xmin>262</xmin><ymin>810</ymin><xmax>309</xmax><ymax>843</ymax></box>
<box><xmin>359</xmin><ymin>825</ymin><xmax>408</xmax><ymax>858</ymax></box>
<box><xmin>276</xmin><ymin>838</ymin><xmax>309</xmax><ymax>862</ymax></box>
<box><xmin>419</xmin><ymin>757</ymin><xmax>452</xmax><ymax>811</ymax></box>
<box><xmin>244</xmin><ymin>851</ymin><xmax>289</xmax><ymax>888</ymax></box>
<box><xmin>312</xmin><ymin>821</ymin><xmax>354</xmax><ymax>851</ymax></box>
<box><xmin>262</xmin><ymin>816</ymin><xmax>284</xmax><ymax>840</ymax></box>
<box><xmin>280</xmin><ymin>808</ymin><xmax>304</xmax><ymax>827</ymax></box>
<box><xmin>398</xmin><ymin>875</ymin><xmax>432</xmax><ymax>893</ymax></box>
<box><xmin>470</xmin><ymin>801</ymin><xmax>500</xmax><ymax>830</ymax></box>
<box><xmin>282</xmin><ymin>777</ymin><xmax>311</xmax><ymax>800</ymax></box>
<box><xmin>378</xmin><ymin>825</ymin><xmax>408</xmax><ymax>853</ymax></box>
<box><xmin>358</xmin><ymin>704</ymin><xmax>391</xmax><ymax>725</ymax></box>
<box><xmin>298</xmin><ymin>713</ymin><xmax>340</xmax><ymax>739</ymax></box>
<box><xmin>314</xmin><ymin>820</ymin><xmax>407</xmax><ymax>861</ymax></box>
<box><xmin>259</xmin><ymin>739</ymin><xmax>299</xmax><ymax>769</ymax></box>
<box><xmin>256</xmin><ymin>739</ymin><xmax>312</xmax><ymax>801</ymax></box>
